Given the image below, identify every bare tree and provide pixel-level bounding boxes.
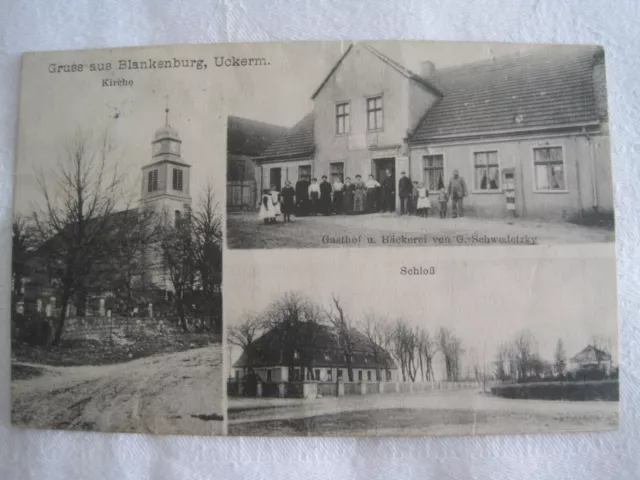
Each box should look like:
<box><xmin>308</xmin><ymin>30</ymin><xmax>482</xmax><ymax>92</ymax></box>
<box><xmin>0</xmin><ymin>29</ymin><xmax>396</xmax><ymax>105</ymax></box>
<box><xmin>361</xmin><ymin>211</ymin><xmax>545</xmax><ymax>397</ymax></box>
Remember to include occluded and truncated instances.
<box><xmin>417</xmin><ymin>327</ymin><xmax>436</xmax><ymax>382</ymax></box>
<box><xmin>228</xmin><ymin>313</ymin><xmax>262</xmax><ymax>369</ymax></box>
<box><xmin>107</xmin><ymin>205</ymin><xmax>162</xmax><ymax>312</ymax></box>
<box><xmin>361</xmin><ymin>312</ymin><xmax>387</xmax><ymax>381</ymax></box>
<box><xmin>513</xmin><ymin>330</ymin><xmax>537</xmax><ymax>382</ymax></box>
<box><xmin>438</xmin><ymin>327</ymin><xmax>463</xmax><ymax>382</ymax></box>
<box><xmin>11</xmin><ymin>214</ymin><xmax>38</xmax><ymax>314</ymax></box>
<box><xmin>553</xmin><ymin>338</ymin><xmax>567</xmax><ymax>376</ymax></box>
<box><xmin>33</xmin><ymin>130</ymin><xmax>124</xmax><ymax>345</ymax></box>
<box><xmin>264</xmin><ymin>292</ymin><xmax>324</xmax><ymax>380</ymax></box>
<box><xmin>325</xmin><ymin>294</ymin><xmax>356</xmax><ymax>382</ymax></box>
<box><xmin>160</xmin><ymin>212</ymin><xmax>196</xmax><ymax>332</ymax></box>
<box><xmin>192</xmin><ymin>183</ymin><xmax>223</xmax><ymax>333</ymax></box>
<box><xmin>494</xmin><ymin>343</ymin><xmax>509</xmax><ymax>381</ymax></box>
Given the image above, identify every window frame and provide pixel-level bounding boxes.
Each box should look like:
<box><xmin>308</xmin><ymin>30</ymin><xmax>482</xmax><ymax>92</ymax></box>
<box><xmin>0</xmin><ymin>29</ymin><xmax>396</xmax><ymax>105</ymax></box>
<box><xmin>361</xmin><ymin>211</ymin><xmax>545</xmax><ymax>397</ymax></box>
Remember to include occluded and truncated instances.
<box><xmin>330</xmin><ymin>162</ymin><xmax>345</xmax><ymax>184</ymax></box>
<box><xmin>298</xmin><ymin>164</ymin><xmax>312</xmax><ymax>182</ymax></box>
<box><xmin>531</xmin><ymin>145</ymin><xmax>568</xmax><ymax>193</ymax></box>
<box><xmin>422</xmin><ymin>153</ymin><xmax>446</xmax><ymax>193</ymax></box>
<box><xmin>366</xmin><ymin>95</ymin><xmax>384</xmax><ymax>132</ymax></box>
<box><xmin>335</xmin><ymin>101</ymin><xmax>351</xmax><ymax>135</ymax></box>
<box><xmin>148</xmin><ymin>169</ymin><xmax>159</xmax><ymax>193</ymax></box>
<box><xmin>471</xmin><ymin>150</ymin><xmax>501</xmax><ymax>194</ymax></box>
<box><xmin>173</xmin><ymin>168</ymin><xmax>184</xmax><ymax>192</ymax></box>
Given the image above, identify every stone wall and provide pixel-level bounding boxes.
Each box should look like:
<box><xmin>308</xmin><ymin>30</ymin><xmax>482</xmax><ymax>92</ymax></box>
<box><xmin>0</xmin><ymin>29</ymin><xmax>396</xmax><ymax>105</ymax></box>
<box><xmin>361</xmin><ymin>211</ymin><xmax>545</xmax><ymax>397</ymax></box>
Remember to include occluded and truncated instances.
<box><xmin>61</xmin><ymin>315</ymin><xmax>178</xmax><ymax>342</ymax></box>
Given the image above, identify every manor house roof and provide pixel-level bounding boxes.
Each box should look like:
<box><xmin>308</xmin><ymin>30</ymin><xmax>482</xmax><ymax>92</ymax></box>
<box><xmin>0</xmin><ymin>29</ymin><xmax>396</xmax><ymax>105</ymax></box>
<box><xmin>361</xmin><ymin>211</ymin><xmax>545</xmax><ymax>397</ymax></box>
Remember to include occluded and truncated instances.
<box><xmin>233</xmin><ymin>324</ymin><xmax>396</xmax><ymax>370</ymax></box>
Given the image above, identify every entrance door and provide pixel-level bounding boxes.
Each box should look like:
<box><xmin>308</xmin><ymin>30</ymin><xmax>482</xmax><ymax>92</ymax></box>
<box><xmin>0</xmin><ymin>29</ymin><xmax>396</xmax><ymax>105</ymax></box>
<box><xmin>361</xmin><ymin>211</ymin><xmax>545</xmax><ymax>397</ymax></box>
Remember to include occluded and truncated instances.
<box><xmin>269</xmin><ymin>168</ymin><xmax>282</xmax><ymax>191</ymax></box>
<box><xmin>374</xmin><ymin>158</ymin><xmax>395</xmax><ymax>183</ymax></box>
<box><xmin>374</xmin><ymin>158</ymin><xmax>396</xmax><ymax>211</ymax></box>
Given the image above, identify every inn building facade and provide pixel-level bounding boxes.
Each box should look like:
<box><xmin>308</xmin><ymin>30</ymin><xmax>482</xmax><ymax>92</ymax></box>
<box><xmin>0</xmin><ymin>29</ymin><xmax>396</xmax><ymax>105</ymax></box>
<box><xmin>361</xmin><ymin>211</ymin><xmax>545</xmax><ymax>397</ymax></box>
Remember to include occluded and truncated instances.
<box><xmin>252</xmin><ymin>43</ymin><xmax>612</xmax><ymax>221</ymax></box>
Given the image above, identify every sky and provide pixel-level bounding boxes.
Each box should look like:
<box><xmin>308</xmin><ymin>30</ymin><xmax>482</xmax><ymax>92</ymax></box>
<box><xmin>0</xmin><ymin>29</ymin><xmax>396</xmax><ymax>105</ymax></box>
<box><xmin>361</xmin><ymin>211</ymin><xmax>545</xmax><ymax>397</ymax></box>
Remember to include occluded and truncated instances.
<box><xmin>225</xmin><ymin>246</ymin><xmax>618</xmax><ymax>376</ymax></box>
<box><xmin>13</xmin><ymin>40</ymin><xmax>546</xmax><ymax>215</ymax></box>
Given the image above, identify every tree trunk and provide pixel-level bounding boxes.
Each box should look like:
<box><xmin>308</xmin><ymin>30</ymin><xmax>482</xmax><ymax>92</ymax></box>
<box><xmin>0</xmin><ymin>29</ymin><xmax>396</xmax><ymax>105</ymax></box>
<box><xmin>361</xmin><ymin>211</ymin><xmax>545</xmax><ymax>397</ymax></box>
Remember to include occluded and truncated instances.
<box><xmin>176</xmin><ymin>295</ymin><xmax>188</xmax><ymax>332</ymax></box>
<box><xmin>76</xmin><ymin>289</ymin><xmax>87</xmax><ymax>317</ymax></box>
<box><xmin>52</xmin><ymin>286</ymin><xmax>71</xmax><ymax>346</ymax></box>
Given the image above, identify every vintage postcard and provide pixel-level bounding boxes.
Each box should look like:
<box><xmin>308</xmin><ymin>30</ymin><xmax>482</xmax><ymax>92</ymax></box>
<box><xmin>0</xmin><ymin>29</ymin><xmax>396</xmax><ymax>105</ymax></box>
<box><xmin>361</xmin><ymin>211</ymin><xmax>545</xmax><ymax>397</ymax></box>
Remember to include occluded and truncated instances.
<box><xmin>10</xmin><ymin>39</ymin><xmax>617</xmax><ymax>438</ymax></box>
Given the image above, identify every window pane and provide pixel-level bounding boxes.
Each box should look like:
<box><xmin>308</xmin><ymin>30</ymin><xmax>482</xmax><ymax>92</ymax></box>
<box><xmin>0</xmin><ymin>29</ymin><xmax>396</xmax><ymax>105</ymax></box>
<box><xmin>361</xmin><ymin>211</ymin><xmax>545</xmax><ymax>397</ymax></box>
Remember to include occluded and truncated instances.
<box><xmin>550</xmin><ymin>164</ymin><xmax>565</xmax><ymax>189</ymax></box>
<box><xmin>550</xmin><ymin>147</ymin><xmax>562</xmax><ymax>163</ymax></box>
<box><xmin>488</xmin><ymin>166</ymin><xmax>500</xmax><ymax>189</ymax></box>
<box><xmin>535</xmin><ymin>164</ymin><xmax>550</xmax><ymax>189</ymax></box>
<box><xmin>376</xmin><ymin>110</ymin><xmax>383</xmax><ymax>129</ymax></box>
<box><xmin>534</xmin><ymin>148</ymin><xmax>550</xmax><ymax>164</ymax></box>
<box><xmin>368</xmin><ymin>111</ymin><xmax>375</xmax><ymax>130</ymax></box>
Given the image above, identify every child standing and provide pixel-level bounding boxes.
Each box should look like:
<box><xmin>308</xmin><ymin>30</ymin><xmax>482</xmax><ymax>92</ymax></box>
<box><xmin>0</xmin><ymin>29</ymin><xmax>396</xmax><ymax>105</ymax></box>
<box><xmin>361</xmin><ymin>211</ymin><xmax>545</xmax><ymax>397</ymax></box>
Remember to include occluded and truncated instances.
<box><xmin>280</xmin><ymin>180</ymin><xmax>296</xmax><ymax>223</ymax></box>
<box><xmin>416</xmin><ymin>183</ymin><xmax>430</xmax><ymax>218</ymax></box>
<box><xmin>259</xmin><ymin>189</ymin><xmax>276</xmax><ymax>224</ymax></box>
<box><xmin>438</xmin><ymin>188</ymin><xmax>448</xmax><ymax>219</ymax></box>
<box><xmin>270</xmin><ymin>184</ymin><xmax>281</xmax><ymax>222</ymax></box>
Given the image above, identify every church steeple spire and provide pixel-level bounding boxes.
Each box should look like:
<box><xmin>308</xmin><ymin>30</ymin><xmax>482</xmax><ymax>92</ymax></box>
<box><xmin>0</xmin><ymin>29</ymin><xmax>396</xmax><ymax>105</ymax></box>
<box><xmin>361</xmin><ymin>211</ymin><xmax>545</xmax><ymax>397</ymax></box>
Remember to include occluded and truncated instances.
<box><xmin>165</xmin><ymin>107</ymin><xmax>170</xmax><ymax>126</ymax></box>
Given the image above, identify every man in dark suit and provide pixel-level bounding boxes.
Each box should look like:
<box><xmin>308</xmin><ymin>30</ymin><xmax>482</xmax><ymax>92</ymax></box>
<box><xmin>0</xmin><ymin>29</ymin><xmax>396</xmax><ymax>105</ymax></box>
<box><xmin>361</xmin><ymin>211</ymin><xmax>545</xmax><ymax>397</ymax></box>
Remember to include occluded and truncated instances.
<box><xmin>398</xmin><ymin>171</ymin><xmax>413</xmax><ymax>215</ymax></box>
<box><xmin>295</xmin><ymin>176</ymin><xmax>310</xmax><ymax>216</ymax></box>
<box><xmin>319</xmin><ymin>175</ymin><xmax>333</xmax><ymax>215</ymax></box>
<box><xmin>381</xmin><ymin>169</ymin><xmax>395</xmax><ymax>213</ymax></box>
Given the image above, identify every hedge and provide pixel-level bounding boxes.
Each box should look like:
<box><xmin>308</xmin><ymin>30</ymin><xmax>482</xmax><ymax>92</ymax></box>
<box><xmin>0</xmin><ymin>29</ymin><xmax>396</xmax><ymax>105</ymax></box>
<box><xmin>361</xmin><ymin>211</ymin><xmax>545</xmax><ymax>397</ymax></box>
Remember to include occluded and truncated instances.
<box><xmin>490</xmin><ymin>379</ymin><xmax>619</xmax><ymax>401</ymax></box>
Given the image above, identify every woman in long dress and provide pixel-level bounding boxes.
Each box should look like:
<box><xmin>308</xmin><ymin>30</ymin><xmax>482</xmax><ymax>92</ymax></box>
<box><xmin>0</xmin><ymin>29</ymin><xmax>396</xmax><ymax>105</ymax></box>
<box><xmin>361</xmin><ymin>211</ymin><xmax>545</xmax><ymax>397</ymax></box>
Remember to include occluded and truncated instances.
<box><xmin>364</xmin><ymin>174</ymin><xmax>381</xmax><ymax>213</ymax></box>
<box><xmin>343</xmin><ymin>177</ymin><xmax>354</xmax><ymax>214</ymax></box>
<box><xmin>353</xmin><ymin>175</ymin><xmax>366</xmax><ymax>214</ymax></box>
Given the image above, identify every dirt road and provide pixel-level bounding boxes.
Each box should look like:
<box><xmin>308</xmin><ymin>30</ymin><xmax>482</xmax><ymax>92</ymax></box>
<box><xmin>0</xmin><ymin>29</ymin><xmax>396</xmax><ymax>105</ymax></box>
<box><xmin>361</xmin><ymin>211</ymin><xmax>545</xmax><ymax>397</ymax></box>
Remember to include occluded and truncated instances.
<box><xmin>12</xmin><ymin>346</ymin><xmax>223</xmax><ymax>435</ymax></box>
<box><xmin>227</xmin><ymin>212</ymin><xmax>614</xmax><ymax>249</ymax></box>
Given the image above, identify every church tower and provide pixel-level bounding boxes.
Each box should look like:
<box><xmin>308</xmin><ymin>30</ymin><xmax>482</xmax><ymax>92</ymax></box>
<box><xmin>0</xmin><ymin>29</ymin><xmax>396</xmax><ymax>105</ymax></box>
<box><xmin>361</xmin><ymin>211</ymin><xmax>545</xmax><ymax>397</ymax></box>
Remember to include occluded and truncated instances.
<box><xmin>141</xmin><ymin>108</ymin><xmax>192</xmax><ymax>225</ymax></box>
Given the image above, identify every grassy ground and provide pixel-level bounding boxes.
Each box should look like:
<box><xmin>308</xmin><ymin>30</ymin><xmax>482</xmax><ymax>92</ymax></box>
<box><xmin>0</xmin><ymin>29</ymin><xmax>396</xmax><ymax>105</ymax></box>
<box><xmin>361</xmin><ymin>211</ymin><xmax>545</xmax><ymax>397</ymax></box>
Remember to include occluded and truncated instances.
<box><xmin>12</xmin><ymin>332</ymin><xmax>221</xmax><ymax>367</ymax></box>
<box><xmin>228</xmin><ymin>389</ymin><xmax>618</xmax><ymax>437</ymax></box>
<box><xmin>229</xmin><ymin>406</ymin><xmax>617</xmax><ymax>437</ymax></box>
<box><xmin>227</xmin><ymin>212</ymin><xmax>614</xmax><ymax>249</ymax></box>
<box><xmin>12</xmin><ymin>346</ymin><xmax>224</xmax><ymax>435</ymax></box>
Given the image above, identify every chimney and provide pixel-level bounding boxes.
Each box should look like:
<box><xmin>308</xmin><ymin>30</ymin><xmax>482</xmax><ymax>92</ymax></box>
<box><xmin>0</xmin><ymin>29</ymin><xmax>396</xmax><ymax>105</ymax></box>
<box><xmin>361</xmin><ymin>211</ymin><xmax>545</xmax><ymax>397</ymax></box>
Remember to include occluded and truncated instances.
<box><xmin>420</xmin><ymin>60</ymin><xmax>436</xmax><ymax>78</ymax></box>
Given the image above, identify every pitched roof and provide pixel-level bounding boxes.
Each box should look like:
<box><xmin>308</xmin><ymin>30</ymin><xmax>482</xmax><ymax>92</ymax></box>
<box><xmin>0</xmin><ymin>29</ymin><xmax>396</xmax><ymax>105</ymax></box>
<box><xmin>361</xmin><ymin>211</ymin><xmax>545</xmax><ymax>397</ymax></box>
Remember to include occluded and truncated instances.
<box><xmin>411</xmin><ymin>45</ymin><xmax>604</xmax><ymax>142</ymax></box>
<box><xmin>227</xmin><ymin>116</ymin><xmax>287</xmax><ymax>156</ymax></box>
<box><xmin>256</xmin><ymin>112</ymin><xmax>315</xmax><ymax>161</ymax></box>
<box><xmin>570</xmin><ymin>345</ymin><xmax>612</xmax><ymax>363</ymax></box>
<box><xmin>311</xmin><ymin>43</ymin><xmax>442</xmax><ymax>100</ymax></box>
<box><xmin>233</xmin><ymin>324</ymin><xmax>396</xmax><ymax>370</ymax></box>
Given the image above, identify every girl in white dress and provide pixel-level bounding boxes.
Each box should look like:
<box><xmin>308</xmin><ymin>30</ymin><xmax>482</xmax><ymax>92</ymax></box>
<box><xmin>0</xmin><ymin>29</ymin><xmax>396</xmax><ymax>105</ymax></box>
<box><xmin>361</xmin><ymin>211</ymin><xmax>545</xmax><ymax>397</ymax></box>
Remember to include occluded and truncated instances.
<box><xmin>270</xmin><ymin>185</ymin><xmax>282</xmax><ymax>219</ymax></box>
<box><xmin>259</xmin><ymin>189</ymin><xmax>276</xmax><ymax>224</ymax></box>
<box><xmin>416</xmin><ymin>183</ymin><xmax>431</xmax><ymax>218</ymax></box>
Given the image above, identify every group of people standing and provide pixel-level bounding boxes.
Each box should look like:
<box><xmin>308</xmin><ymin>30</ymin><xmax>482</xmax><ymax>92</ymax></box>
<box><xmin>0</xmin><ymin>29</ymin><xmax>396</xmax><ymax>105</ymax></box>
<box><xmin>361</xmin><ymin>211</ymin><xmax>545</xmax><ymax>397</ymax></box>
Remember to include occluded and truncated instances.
<box><xmin>258</xmin><ymin>168</ymin><xmax>469</xmax><ymax>223</ymax></box>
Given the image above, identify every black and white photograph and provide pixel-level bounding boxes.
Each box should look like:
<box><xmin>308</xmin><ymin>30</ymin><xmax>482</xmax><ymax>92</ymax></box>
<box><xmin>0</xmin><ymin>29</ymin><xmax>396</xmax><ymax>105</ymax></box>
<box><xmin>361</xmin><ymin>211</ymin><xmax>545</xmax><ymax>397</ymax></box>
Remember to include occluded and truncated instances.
<box><xmin>226</xmin><ymin>41</ymin><xmax>614</xmax><ymax>249</ymax></box>
<box><xmin>225</xmin><ymin>248</ymin><xmax>618</xmax><ymax>437</ymax></box>
<box><xmin>11</xmin><ymin>48</ymin><xmax>224</xmax><ymax>434</ymax></box>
